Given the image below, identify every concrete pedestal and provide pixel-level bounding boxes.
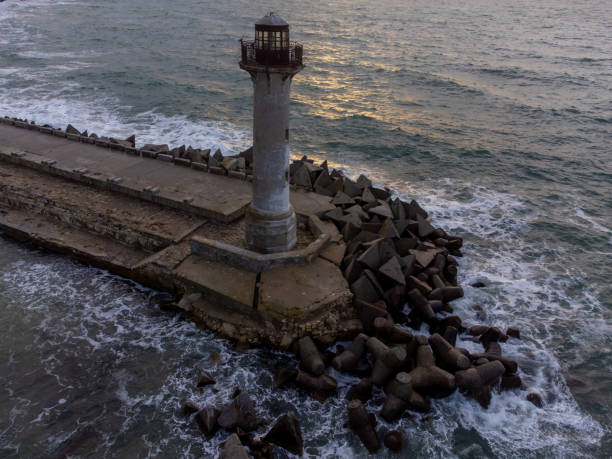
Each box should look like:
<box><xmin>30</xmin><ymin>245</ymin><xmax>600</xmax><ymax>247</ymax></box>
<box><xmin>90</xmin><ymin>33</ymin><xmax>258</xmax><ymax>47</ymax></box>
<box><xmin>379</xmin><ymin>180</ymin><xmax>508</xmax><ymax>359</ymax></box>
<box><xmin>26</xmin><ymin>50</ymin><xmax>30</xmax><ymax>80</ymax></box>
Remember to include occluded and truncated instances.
<box><xmin>245</xmin><ymin>205</ymin><xmax>297</xmax><ymax>254</ymax></box>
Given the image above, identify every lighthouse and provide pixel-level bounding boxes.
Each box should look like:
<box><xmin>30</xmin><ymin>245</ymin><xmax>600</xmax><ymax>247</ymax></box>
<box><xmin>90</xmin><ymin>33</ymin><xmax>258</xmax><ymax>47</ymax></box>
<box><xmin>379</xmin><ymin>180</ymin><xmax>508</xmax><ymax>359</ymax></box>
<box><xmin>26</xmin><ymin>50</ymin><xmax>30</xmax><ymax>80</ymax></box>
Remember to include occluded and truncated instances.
<box><xmin>240</xmin><ymin>13</ymin><xmax>304</xmax><ymax>253</ymax></box>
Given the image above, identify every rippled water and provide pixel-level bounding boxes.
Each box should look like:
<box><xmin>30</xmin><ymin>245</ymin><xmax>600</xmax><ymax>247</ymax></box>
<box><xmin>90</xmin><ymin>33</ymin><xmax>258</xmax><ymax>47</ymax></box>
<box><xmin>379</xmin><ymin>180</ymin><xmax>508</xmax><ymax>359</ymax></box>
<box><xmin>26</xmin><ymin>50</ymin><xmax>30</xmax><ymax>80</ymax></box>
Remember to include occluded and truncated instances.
<box><xmin>0</xmin><ymin>0</ymin><xmax>610</xmax><ymax>457</ymax></box>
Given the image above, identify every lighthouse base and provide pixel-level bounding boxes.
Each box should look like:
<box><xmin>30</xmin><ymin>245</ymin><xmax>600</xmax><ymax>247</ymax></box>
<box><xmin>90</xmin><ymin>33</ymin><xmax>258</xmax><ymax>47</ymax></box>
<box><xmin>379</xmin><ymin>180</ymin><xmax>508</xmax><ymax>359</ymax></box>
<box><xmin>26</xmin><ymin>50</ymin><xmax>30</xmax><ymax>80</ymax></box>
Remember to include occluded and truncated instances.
<box><xmin>245</xmin><ymin>206</ymin><xmax>297</xmax><ymax>254</ymax></box>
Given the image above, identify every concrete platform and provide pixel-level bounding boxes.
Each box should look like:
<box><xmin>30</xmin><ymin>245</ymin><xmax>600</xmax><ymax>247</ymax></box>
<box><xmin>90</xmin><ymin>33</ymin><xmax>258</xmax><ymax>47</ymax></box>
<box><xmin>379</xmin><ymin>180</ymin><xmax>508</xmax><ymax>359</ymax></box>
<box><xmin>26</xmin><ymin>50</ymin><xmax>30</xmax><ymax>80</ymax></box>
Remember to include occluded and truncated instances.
<box><xmin>174</xmin><ymin>255</ymin><xmax>257</xmax><ymax>310</ymax></box>
<box><xmin>258</xmin><ymin>257</ymin><xmax>351</xmax><ymax>321</ymax></box>
<box><xmin>0</xmin><ymin>206</ymin><xmax>149</xmax><ymax>272</ymax></box>
<box><xmin>0</xmin><ymin>122</ymin><xmax>356</xmax><ymax>348</ymax></box>
<box><xmin>0</xmin><ymin>124</ymin><xmax>335</xmax><ymax>222</ymax></box>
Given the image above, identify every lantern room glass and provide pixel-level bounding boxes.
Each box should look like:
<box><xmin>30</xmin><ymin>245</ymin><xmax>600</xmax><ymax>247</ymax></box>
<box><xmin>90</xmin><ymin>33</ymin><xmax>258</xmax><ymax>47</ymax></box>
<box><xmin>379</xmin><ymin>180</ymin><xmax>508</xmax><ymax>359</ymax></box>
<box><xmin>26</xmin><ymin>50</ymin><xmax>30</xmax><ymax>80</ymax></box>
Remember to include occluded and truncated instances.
<box><xmin>256</xmin><ymin>30</ymin><xmax>289</xmax><ymax>50</ymax></box>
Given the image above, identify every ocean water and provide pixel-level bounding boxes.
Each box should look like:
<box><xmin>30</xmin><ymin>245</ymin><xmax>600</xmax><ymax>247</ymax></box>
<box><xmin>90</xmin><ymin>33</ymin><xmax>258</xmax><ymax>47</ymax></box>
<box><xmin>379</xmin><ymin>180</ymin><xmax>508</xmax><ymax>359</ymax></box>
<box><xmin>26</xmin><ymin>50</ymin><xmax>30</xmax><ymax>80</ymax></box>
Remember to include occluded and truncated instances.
<box><xmin>0</xmin><ymin>0</ymin><xmax>610</xmax><ymax>457</ymax></box>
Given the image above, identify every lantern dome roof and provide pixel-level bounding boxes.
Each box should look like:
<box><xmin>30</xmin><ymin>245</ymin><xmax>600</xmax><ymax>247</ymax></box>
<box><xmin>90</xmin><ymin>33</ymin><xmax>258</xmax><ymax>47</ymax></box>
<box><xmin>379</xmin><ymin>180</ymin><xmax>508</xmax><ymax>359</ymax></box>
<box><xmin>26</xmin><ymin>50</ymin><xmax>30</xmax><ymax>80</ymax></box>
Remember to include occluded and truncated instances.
<box><xmin>255</xmin><ymin>12</ymin><xmax>288</xmax><ymax>27</ymax></box>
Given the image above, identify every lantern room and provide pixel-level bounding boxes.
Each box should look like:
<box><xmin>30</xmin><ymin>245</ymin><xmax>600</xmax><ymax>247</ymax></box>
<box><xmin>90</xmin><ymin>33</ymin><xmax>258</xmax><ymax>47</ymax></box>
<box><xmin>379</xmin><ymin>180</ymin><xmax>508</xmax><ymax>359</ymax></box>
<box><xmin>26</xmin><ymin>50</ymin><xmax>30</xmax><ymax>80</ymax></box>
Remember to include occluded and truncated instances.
<box><xmin>240</xmin><ymin>13</ymin><xmax>303</xmax><ymax>69</ymax></box>
<box><xmin>255</xmin><ymin>13</ymin><xmax>289</xmax><ymax>52</ymax></box>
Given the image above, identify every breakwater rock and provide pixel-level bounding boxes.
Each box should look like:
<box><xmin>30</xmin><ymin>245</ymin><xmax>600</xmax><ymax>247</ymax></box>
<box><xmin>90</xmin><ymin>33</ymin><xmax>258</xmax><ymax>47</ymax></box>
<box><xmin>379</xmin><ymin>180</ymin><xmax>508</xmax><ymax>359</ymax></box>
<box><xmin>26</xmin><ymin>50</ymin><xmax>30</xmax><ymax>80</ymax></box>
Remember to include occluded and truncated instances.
<box><xmin>0</xmin><ymin>117</ymin><xmax>536</xmax><ymax>456</ymax></box>
<box><xmin>274</xmin><ymin>155</ymin><xmax>530</xmax><ymax>453</ymax></box>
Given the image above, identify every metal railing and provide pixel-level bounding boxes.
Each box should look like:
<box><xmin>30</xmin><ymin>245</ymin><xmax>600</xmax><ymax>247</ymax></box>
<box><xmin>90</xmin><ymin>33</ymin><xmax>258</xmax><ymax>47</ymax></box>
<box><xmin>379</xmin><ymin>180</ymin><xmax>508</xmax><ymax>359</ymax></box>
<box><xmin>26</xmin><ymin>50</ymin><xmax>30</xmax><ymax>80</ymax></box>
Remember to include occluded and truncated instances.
<box><xmin>240</xmin><ymin>40</ymin><xmax>303</xmax><ymax>67</ymax></box>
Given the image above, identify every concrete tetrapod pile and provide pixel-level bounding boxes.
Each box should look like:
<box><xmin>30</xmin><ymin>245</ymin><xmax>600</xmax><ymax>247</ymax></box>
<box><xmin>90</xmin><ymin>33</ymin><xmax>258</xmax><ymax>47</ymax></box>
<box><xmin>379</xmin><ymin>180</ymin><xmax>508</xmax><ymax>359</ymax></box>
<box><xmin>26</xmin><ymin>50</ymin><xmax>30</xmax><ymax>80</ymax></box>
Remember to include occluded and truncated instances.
<box><xmin>272</xmin><ymin>156</ymin><xmax>537</xmax><ymax>454</ymax></box>
<box><xmin>184</xmin><ymin>373</ymin><xmax>304</xmax><ymax>458</ymax></box>
<box><xmin>1</xmin><ymin>115</ymin><xmax>540</xmax><ymax>455</ymax></box>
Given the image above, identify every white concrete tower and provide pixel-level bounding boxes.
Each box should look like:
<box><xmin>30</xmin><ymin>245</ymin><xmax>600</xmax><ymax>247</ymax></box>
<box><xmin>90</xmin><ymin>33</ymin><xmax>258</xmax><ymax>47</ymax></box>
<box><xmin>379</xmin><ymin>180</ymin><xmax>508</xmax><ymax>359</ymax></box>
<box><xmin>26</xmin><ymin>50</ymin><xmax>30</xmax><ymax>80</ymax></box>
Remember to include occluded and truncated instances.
<box><xmin>240</xmin><ymin>13</ymin><xmax>304</xmax><ymax>253</ymax></box>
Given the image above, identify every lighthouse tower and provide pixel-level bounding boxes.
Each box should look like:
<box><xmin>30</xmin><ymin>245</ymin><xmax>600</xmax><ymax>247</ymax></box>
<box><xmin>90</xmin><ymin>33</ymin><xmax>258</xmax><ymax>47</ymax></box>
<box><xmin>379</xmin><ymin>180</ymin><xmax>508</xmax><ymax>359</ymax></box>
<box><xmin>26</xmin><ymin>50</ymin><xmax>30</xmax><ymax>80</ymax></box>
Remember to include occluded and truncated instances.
<box><xmin>240</xmin><ymin>13</ymin><xmax>304</xmax><ymax>253</ymax></box>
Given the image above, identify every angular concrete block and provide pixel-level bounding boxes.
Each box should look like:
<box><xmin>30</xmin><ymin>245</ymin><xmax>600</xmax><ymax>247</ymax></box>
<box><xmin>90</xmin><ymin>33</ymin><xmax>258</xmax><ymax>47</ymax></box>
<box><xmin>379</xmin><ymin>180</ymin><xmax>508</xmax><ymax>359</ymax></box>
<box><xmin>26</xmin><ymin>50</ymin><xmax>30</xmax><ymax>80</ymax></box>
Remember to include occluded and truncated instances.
<box><xmin>174</xmin><ymin>157</ymin><xmax>191</xmax><ymax>167</ymax></box>
<box><xmin>259</xmin><ymin>257</ymin><xmax>350</xmax><ymax>321</ymax></box>
<box><xmin>174</xmin><ymin>255</ymin><xmax>256</xmax><ymax>310</ymax></box>
<box><xmin>158</xmin><ymin>153</ymin><xmax>173</xmax><ymax>162</ymax></box>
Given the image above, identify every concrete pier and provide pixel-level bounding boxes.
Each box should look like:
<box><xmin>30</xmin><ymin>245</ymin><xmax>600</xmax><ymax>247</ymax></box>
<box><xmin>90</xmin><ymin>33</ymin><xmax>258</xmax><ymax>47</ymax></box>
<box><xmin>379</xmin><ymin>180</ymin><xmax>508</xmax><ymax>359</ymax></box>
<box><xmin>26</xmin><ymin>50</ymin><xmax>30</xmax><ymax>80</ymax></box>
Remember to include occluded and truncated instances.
<box><xmin>0</xmin><ymin>122</ymin><xmax>355</xmax><ymax>348</ymax></box>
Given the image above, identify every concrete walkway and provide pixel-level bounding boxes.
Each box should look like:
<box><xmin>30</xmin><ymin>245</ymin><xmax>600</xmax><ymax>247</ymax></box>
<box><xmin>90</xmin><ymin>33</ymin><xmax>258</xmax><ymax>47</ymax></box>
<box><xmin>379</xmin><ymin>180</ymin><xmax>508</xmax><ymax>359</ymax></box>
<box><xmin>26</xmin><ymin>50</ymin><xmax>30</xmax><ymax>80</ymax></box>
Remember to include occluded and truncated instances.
<box><xmin>0</xmin><ymin>122</ymin><xmax>353</xmax><ymax>348</ymax></box>
<box><xmin>0</xmin><ymin>124</ymin><xmax>334</xmax><ymax>222</ymax></box>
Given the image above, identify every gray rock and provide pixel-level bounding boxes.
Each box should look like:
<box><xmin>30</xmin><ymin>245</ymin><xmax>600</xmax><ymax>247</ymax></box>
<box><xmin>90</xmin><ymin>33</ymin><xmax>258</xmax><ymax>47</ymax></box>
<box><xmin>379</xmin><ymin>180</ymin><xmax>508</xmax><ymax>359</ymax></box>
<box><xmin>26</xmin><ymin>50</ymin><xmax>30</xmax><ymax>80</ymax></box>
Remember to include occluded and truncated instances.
<box><xmin>183</xmin><ymin>400</ymin><xmax>199</xmax><ymax>415</ymax></box>
<box><xmin>384</xmin><ymin>430</ymin><xmax>403</xmax><ymax>452</ymax></box>
<box><xmin>217</xmin><ymin>392</ymin><xmax>258</xmax><ymax>432</ymax></box>
<box><xmin>364</xmin><ymin>269</ymin><xmax>385</xmax><ymax>298</ymax></box>
<box><xmin>263</xmin><ymin>413</ymin><xmax>303</xmax><ymax>456</ymax></box>
<box><xmin>303</xmin><ymin>161</ymin><xmax>323</xmax><ymax>180</ymax></box>
<box><xmin>346</xmin><ymin>377</ymin><xmax>373</xmax><ymax>403</ymax></box>
<box><xmin>526</xmin><ymin>392</ymin><xmax>543</xmax><ymax>408</ymax></box>
<box><xmin>357</xmin><ymin>242</ymin><xmax>385</xmax><ymax>271</ymax></box>
<box><xmin>351</xmin><ymin>274</ymin><xmax>380</xmax><ymax>304</ymax></box>
<box><xmin>324</xmin><ymin>206</ymin><xmax>344</xmax><ymax>223</ymax></box>
<box><xmin>333</xmin><ymin>334</ymin><xmax>368</xmax><ymax>372</ymax></box>
<box><xmin>293</xmin><ymin>164</ymin><xmax>312</xmax><ymax>187</ymax></box>
<box><xmin>407</xmin><ymin>390</ymin><xmax>430</xmax><ymax>412</ymax></box>
<box><xmin>506</xmin><ymin>326</ymin><xmax>520</xmax><ymax>339</ymax></box>
<box><xmin>343</xmin><ymin>178</ymin><xmax>362</xmax><ymax>197</ymax></box>
<box><xmin>346</xmin><ymin>204</ymin><xmax>369</xmax><ymax>221</ymax></box>
<box><xmin>410</xmin><ymin>248</ymin><xmax>438</xmax><ymax>269</ymax></box>
<box><xmin>332</xmin><ymin>191</ymin><xmax>356</xmax><ymax>206</ymax></box>
<box><xmin>208</xmin><ymin>154</ymin><xmax>220</xmax><ymax>168</ymax></box>
<box><xmin>171</xmin><ymin>144</ymin><xmax>186</xmax><ymax>157</ymax></box>
<box><xmin>65</xmin><ymin>124</ymin><xmax>80</xmax><ymax>135</ymax></box>
<box><xmin>348</xmin><ymin>399</ymin><xmax>380</xmax><ymax>453</ymax></box>
<box><xmin>356</xmin><ymin>299</ymin><xmax>389</xmax><ymax>335</ymax></box>
<box><xmin>221</xmin><ymin>157</ymin><xmax>238</xmax><ymax>172</ymax></box>
<box><xmin>337</xmin><ymin>213</ymin><xmax>363</xmax><ymax>228</ymax></box>
<box><xmin>361</xmin><ymin>187</ymin><xmax>377</xmax><ymax>204</ymax></box>
<box><xmin>356</xmin><ymin>174</ymin><xmax>372</xmax><ymax>189</ymax></box>
<box><xmin>408</xmin><ymin>200</ymin><xmax>428</xmax><ymax>220</ymax></box>
<box><xmin>213</xmin><ymin>148</ymin><xmax>224</xmax><ymax>162</ymax></box>
<box><xmin>428</xmin><ymin>333</ymin><xmax>471</xmax><ymax>372</ymax></box>
<box><xmin>219</xmin><ymin>433</ymin><xmax>249</xmax><ymax>459</ymax></box>
<box><xmin>313</xmin><ymin>168</ymin><xmax>334</xmax><ymax>195</ymax></box>
<box><xmin>142</xmin><ymin>143</ymin><xmax>169</xmax><ymax>152</ymax></box>
<box><xmin>239</xmin><ymin>146</ymin><xmax>253</xmax><ymax>166</ymax></box>
<box><xmin>391</xmin><ymin>198</ymin><xmax>406</xmax><ymax>220</ymax></box>
<box><xmin>294</xmin><ymin>371</ymin><xmax>337</xmax><ymax>393</ymax></box>
<box><xmin>378</xmin><ymin>218</ymin><xmax>400</xmax><ymax>239</ymax></box>
<box><xmin>298</xmin><ymin>336</ymin><xmax>325</xmax><ymax>376</ymax></box>
<box><xmin>369</xmin><ymin>203</ymin><xmax>394</xmax><ymax>219</ymax></box>
<box><xmin>372</xmin><ymin>187</ymin><xmax>391</xmax><ymax>200</ymax></box>
<box><xmin>197</xmin><ymin>370</ymin><xmax>215</xmax><ymax>387</ymax></box>
<box><xmin>342</xmin><ymin>221</ymin><xmax>361</xmax><ymax>242</ymax></box>
<box><xmin>196</xmin><ymin>406</ymin><xmax>220</xmax><ymax>439</ymax></box>
<box><xmin>378</xmin><ymin>256</ymin><xmax>405</xmax><ymax>285</ymax></box>
<box><xmin>274</xmin><ymin>369</ymin><xmax>298</xmax><ymax>388</ymax></box>
<box><xmin>406</xmin><ymin>288</ymin><xmax>435</xmax><ymax>323</ymax></box>
<box><xmin>417</xmin><ymin>217</ymin><xmax>435</xmax><ymax>238</ymax></box>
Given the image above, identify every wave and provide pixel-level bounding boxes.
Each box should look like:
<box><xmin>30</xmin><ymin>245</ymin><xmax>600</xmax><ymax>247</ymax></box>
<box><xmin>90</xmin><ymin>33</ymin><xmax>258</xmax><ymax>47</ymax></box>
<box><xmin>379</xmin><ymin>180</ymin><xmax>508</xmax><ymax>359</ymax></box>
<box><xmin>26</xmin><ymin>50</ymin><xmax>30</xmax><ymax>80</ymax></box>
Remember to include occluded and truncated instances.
<box><xmin>0</xmin><ymin>89</ymin><xmax>251</xmax><ymax>155</ymax></box>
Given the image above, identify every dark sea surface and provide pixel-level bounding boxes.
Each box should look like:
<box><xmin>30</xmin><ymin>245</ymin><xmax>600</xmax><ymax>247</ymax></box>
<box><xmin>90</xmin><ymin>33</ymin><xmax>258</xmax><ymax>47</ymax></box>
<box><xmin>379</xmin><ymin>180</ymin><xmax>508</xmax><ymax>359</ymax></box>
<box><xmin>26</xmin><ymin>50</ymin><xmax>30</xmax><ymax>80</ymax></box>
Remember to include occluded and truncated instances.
<box><xmin>0</xmin><ymin>0</ymin><xmax>610</xmax><ymax>457</ymax></box>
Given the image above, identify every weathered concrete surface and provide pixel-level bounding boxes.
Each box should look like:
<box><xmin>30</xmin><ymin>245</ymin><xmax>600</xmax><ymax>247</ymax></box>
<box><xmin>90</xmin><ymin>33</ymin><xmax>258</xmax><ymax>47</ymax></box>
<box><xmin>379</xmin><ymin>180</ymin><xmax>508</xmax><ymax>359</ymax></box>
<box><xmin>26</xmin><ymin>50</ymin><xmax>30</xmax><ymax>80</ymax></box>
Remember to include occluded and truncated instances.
<box><xmin>0</xmin><ymin>146</ymin><xmax>355</xmax><ymax>348</ymax></box>
<box><xmin>319</xmin><ymin>241</ymin><xmax>347</xmax><ymax>266</ymax></box>
<box><xmin>290</xmin><ymin>189</ymin><xmax>335</xmax><ymax>220</ymax></box>
<box><xmin>0</xmin><ymin>124</ymin><xmax>335</xmax><ymax>223</ymax></box>
<box><xmin>259</xmin><ymin>257</ymin><xmax>352</xmax><ymax>320</ymax></box>
<box><xmin>0</xmin><ymin>206</ymin><xmax>148</xmax><ymax>273</ymax></box>
<box><xmin>0</xmin><ymin>161</ymin><xmax>205</xmax><ymax>251</ymax></box>
<box><xmin>179</xmin><ymin>258</ymin><xmax>357</xmax><ymax>349</ymax></box>
<box><xmin>189</xmin><ymin>215</ymin><xmax>332</xmax><ymax>272</ymax></box>
<box><xmin>0</xmin><ymin>125</ymin><xmax>251</xmax><ymax>221</ymax></box>
<box><xmin>174</xmin><ymin>255</ymin><xmax>257</xmax><ymax>310</ymax></box>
